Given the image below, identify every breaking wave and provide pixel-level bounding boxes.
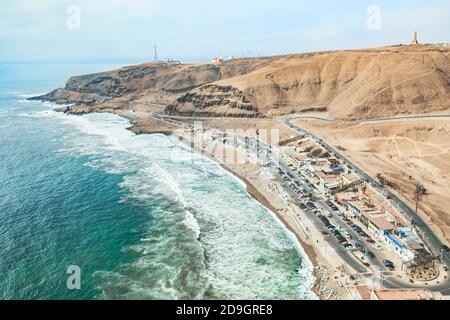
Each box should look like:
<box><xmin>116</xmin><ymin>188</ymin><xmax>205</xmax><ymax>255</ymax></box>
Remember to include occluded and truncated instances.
<box><xmin>31</xmin><ymin>110</ymin><xmax>316</xmax><ymax>300</ymax></box>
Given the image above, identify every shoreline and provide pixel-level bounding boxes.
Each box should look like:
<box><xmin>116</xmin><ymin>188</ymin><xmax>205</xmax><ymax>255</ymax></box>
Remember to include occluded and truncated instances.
<box><xmin>75</xmin><ymin>109</ymin><xmax>323</xmax><ymax>299</ymax></box>
<box><xmin>48</xmin><ymin>106</ymin><xmax>345</xmax><ymax>300</ymax></box>
<box><xmin>119</xmin><ymin>111</ymin><xmax>328</xmax><ymax>299</ymax></box>
<box><xmin>219</xmin><ymin>164</ymin><xmax>318</xmax><ymax>265</ymax></box>
<box><xmin>218</xmin><ymin>164</ymin><xmax>320</xmax><ymax>299</ymax></box>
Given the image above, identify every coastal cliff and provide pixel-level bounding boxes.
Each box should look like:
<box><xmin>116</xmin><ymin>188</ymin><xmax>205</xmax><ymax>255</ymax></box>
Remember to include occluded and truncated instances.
<box><xmin>33</xmin><ymin>44</ymin><xmax>450</xmax><ymax>120</ymax></box>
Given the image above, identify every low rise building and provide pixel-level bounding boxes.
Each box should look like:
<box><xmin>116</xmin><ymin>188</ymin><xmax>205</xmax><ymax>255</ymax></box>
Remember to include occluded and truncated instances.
<box><xmin>367</xmin><ymin>215</ymin><xmax>395</xmax><ymax>237</ymax></box>
<box><xmin>316</xmin><ymin>172</ymin><xmax>343</xmax><ymax>195</ymax></box>
<box><xmin>371</xmin><ymin>289</ymin><xmax>434</xmax><ymax>300</ymax></box>
<box><xmin>211</xmin><ymin>56</ymin><xmax>224</xmax><ymax>64</ymax></box>
<box><xmin>382</xmin><ymin>231</ymin><xmax>415</xmax><ymax>261</ymax></box>
<box><xmin>347</xmin><ymin>200</ymin><xmax>378</xmax><ymax>218</ymax></box>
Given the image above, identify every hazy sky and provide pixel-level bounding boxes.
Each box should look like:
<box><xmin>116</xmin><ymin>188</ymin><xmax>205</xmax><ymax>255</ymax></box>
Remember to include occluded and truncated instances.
<box><xmin>1</xmin><ymin>0</ymin><xmax>449</xmax><ymax>62</ymax></box>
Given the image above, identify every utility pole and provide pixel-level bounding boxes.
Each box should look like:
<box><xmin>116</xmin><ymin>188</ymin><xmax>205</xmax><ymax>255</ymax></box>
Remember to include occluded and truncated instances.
<box><xmin>278</xmin><ymin>83</ymin><xmax>282</xmax><ymax>110</ymax></box>
<box><xmin>153</xmin><ymin>42</ymin><xmax>159</xmax><ymax>62</ymax></box>
<box><xmin>413</xmin><ymin>183</ymin><xmax>425</xmax><ymax>226</ymax></box>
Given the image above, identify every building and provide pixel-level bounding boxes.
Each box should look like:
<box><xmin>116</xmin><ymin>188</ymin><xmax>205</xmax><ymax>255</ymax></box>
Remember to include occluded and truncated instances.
<box><xmin>341</xmin><ymin>173</ymin><xmax>361</xmax><ymax>185</ymax></box>
<box><xmin>316</xmin><ymin>172</ymin><xmax>342</xmax><ymax>194</ymax></box>
<box><xmin>292</xmin><ymin>152</ymin><xmax>310</xmax><ymax>165</ymax></box>
<box><xmin>411</xmin><ymin>31</ymin><xmax>419</xmax><ymax>45</ymax></box>
<box><xmin>383</xmin><ymin>231</ymin><xmax>415</xmax><ymax>261</ymax></box>
<box><xmin>211</xmin><ymin>56</ymin><xmax>224</xmax><ymax>64</ymax></box>
<box><xmin>354</xmin><ymin>286</ymin><xmax>372</xmax><ymax>300</ymax></box>
<box><xmin>367</xmin><ymin>216</ymin><xmax>395</xmax><ymax>238</ymax></box>
<box><xmin>347</xmin><ymin>200</ymin><xmax>378</xmax><ymax>217</ymax></box>
<box><xmin>354</xmin><ymin>287</ymin><xmax>435</xmax><ymax>300</ymax></box>
<box><xmin>371</xmin><ymin>289</ymin><xmax>433</xmax><ymax>300</ymax></box>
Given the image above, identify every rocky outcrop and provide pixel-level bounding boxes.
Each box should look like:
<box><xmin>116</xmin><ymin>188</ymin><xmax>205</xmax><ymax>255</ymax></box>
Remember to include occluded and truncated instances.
<box><xmin>165</xmin><ymin>85</ymin><xmax>263</xmax><ymax>118</ymax></box>
<box><xmin>29</xmin><ymin>88</ymin><xmax>109</xmax><ymax>105</ymax></box>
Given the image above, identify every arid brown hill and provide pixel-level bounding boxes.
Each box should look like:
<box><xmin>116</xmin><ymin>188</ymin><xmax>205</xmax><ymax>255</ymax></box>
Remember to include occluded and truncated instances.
<box><xmin>35</xmin><ymin>44</ymin><xmax>450</xmax><ymax>120</ymax></box>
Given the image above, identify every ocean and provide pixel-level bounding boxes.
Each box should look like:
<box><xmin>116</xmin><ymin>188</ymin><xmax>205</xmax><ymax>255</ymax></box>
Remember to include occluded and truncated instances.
<box><xmin>0</xmin><ymin>62</ymin><xmax>315</xmax><ymax>300</ymax></box>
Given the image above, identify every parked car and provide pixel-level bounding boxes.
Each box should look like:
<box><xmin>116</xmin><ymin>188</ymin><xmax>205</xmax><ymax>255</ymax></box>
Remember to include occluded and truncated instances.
<box><xmin>366</xmin><ymin>251</ymin><xmax>375</xmax><ymax>259</ymax></box>
<box><xmin>307</xmin><ymin>202</ymin><xmax>317</xmax><ymax>210</ymax></box>
<box><xmin>343</xmin><ymin>243</ymin><xmax>353</xmax><ymax>250</ymax></box>
<box><xmin>355</xmin><ymin>243</ymin><xmax>365</xmax><ymax>253</ymax></box>
<box><xmin>383</xmin><ymin>260</ymin><xmax>395</xmax><ymax>270</ymax></box>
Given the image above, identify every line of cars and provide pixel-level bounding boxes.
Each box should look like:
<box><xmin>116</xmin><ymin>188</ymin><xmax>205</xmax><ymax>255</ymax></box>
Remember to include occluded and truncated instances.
<box><xmin>349</xmin><ymin>222</ymin><xmax>375</xmax><ymax>244</ymax></box>
<box><xmin>318</xmin><ymin>214</ymin><xmax>349</xmax><ymax>245</ymax></box>
<box><xmin>281</xmin><ymin>161</ymin><xmax>396</xmax><ymax>271</ymax></box>
<box><xmin>325</xmin><ymin>200</ymin><xmax>377</xmax><ymax>246</ymax></box>
<box><xmin>317</xmin><ymin>208</ymin><xmax>380</xmax><ymax>263</ymax></box>
<box><xmin>326</xmin><ymin>200</ymin><xmax>340</xmax><ymax>213</ymax></box>
<box><xmin>279</xmin><ymin>169</ymin><xmax>305</xmax><ymax>196</ymax></box>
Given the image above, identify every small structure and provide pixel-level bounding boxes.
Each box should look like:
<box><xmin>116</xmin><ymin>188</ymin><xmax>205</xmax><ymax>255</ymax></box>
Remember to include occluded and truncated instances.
<box><xmin>317</xmin><ymin>172</ymin><xmax>343</xmax><ymax>195</ymax></box>
<box><xmin>167</xmin><ymin>58</ymin><xmax>181</xmax><ymax>65</ymax></box>
<box><xmin>367</xmin><ymin>216</ymin><xmax>395</xmax><ymax>238</ymax></box>
<box><xmin>211</xmin><ymin>56</ymin><xmax>224</xmax><ymax>64</ymax></box>
<box><xmin>411</xmin><ymin>31</ymin><xmax>419</xmax><ymax>45</ymax></box>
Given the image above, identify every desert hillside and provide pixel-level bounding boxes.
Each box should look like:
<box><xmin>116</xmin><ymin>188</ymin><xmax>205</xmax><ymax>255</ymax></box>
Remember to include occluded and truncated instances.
<box><xmin>35</xmin><ymin>44</ymin><xmax>450</xmax><ymax>119</ymax></box>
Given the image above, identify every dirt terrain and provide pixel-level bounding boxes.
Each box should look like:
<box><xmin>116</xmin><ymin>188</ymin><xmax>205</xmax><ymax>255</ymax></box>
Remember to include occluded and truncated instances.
<box><xmin>293</xmin><ymin>118</ymin><xmax>450</xmax><ymax>247</ymax></box>
<box><xmin>32</xmin><ymin>44</ymin><xmax>450</xmax><ymax>247</ymax></box>
<box><xmin>33</xmin><ymin>44</ymin><xmax>450</xmax><ymax>120</ymax></box>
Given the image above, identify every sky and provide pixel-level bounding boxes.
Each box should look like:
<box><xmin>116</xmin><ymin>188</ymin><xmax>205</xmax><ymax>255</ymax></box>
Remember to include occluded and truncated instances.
<box><xmin>1</xmin><ymin>0</ymin><xmax>449</xmax><ymax>63</ymax></box>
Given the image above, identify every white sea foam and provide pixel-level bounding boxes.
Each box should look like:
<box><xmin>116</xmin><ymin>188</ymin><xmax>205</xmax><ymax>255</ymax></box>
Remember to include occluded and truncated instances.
<box><xmin>31</xmin><ymin>109</ymin><xmax>315</xmax><ymax>299</ymax></box>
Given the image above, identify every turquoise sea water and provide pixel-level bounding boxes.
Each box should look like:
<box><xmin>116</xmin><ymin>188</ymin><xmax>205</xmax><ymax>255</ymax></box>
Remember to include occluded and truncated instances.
<box><xmin>0</xmin><ymin>62</ymin><xmax>315</xmax><ymax>300</ymax></box>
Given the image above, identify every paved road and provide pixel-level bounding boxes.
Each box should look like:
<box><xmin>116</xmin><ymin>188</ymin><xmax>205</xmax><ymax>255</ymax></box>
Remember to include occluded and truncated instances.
<box><xmin>153</xmin><ymin>111</ymin><xmax>450</xmax><ymax>293</ymax></box>
<box><xmin>286</xmin><ymin>114</ymin><xmax>450</xmax><ymax>124</ymax></box>
<box><xmin>278</xmin><ymin>159</ymin><xmax>369</xmax><ymax>274</ymax></box>
<box><xmin>284</xmin><ymin>116</ymin><xmax>450</xmax><ymax>293</ymax></box>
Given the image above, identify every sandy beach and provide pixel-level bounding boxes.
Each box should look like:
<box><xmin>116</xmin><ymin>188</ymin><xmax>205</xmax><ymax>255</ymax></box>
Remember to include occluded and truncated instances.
<box><xmin>116</xmin><ymin>110</ymin><xmax>353</xmax><ymax>299</ymax></box>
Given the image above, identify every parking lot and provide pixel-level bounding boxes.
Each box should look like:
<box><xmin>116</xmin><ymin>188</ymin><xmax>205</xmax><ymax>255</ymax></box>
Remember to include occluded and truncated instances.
<box><xmin>278</xmin><ymin>159</ymin><xmax>398</xmax><ymax>274</ymax></box>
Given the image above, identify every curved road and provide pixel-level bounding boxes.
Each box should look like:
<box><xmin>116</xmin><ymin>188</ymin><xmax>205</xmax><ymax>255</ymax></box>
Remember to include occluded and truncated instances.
<box><xmin>284</xmin><ymin>115</ymin><xmax>450</xmax><ymax>294</ymax></box>
<box><xmin>284</xmin><ymin>114</ymin><xmax>450</xmax><ymax>124</ymax></box>
<box><xmin>152</xmin><ymin>110</ymin><xmax>450</xmax><ymax>294</ymax></box>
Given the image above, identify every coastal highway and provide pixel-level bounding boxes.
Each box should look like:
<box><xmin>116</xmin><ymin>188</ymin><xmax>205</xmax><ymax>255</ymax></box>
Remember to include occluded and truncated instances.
<box><xmin>281</xmin><ymin>114</ymin><xmax>450</xmax><ymax>124</ymax></box>
<box><xmin>283</xmin><ymin>115</ymin><xmax>450</xmax><ymax>294</ymax></box>
<box><xmin>276</xmin><ymin>156</ymin><xmax>404</xmax><ymax>277</ymax></box>
<box><xmin>233</xmin><ymin>134</ymin><xmax>375</xmax><ymax>275</ymax></box>
<box><xmin>277</xmin><ymin>159</ymin><xmax>369</xmax><ymax>275</ymax></box>
<box><xmin>150</xmin><ymin>111</ymin><xmax>450</xmax><ymax>293</ymax></box>
<box><xmin>255</xmin><ymin>136</ymin><xmax>423</xmax><ymax>293</ymax></box>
